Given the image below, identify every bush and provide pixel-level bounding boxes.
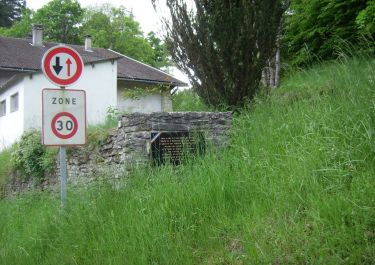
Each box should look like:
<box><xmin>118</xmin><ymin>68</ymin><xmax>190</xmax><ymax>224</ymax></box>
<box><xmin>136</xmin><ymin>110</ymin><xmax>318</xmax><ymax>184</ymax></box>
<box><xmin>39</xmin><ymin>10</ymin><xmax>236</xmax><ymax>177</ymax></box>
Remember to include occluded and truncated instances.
<box><xmin>104</xmin><ymin>106</ymin><xmax>120</xmax><ymax>128</ymax></box>
<box><xmin>0</xmin><ymin>148</ymin><xmax>13</xmax><ymax>195</ymax></box>
<box><xmin>284</xmin><ymin>0</ymin><xmax>372</xmax><ymax>67</ymax></box>
<box><xmin>12</xmin><ymin>130</ymin><xmax>57</xmax><ymax>182</ymax></box>
<box><xmin>356</xmin><ymin>0</ymin><xmax>375</xmax><ymax>37</ymax></box>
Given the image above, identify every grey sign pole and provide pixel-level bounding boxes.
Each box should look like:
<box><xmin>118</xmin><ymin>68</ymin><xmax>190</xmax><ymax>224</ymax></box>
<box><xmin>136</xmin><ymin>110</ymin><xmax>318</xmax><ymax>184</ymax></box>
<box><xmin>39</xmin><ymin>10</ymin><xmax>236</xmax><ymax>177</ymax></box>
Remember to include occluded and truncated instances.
<box><xmin>60</xmin><ymin>146</ymin><xmax>67</xmax><ymax>208</ymax></box>
<box><xmin>60</xmin><ymin>86</ymin><xmax>67</xmax><ymax>209</ymax></box>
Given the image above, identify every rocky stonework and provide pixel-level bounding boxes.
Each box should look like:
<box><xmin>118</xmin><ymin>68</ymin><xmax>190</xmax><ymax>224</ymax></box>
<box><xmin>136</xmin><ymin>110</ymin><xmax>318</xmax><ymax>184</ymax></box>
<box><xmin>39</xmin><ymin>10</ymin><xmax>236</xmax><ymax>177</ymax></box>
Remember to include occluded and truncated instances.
<box><xmin>67</xmin><ymin>112</ymin><xmax>232</xmax><ymax>184</ymax></box>
<box><xmin>4</xmin><ymin>173</ymin><xmax>58</xmax><ymax>197</ymax></box>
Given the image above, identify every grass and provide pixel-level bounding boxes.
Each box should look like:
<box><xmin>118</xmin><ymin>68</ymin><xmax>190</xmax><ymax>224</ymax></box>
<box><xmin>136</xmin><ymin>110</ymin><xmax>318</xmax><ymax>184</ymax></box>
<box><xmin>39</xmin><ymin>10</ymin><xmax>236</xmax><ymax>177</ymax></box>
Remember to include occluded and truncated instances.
<box><xmin>1</xmin><ymin>56</ymin><xmax>375</xmax><ymax>264</ymax></box>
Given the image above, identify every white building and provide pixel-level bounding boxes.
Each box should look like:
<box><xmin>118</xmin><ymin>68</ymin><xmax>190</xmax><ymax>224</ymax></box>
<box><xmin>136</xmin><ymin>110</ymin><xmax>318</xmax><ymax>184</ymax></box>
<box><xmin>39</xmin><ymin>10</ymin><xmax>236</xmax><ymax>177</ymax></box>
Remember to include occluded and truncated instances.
<box><xmin>0</xmin><ymin>25</ymin><xmax>186</xmax><ymax>150</ymax></box>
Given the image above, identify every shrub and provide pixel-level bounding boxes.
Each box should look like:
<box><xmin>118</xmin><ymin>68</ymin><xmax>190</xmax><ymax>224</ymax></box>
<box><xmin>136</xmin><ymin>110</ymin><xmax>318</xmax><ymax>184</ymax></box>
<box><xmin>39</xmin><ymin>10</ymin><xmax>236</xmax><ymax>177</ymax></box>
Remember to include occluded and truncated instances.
<box><xmin>0</xmin><ymin>148</ymin><xmax>13</xmax><ymax>195</ymax></box>
<box><xmin>12</xmin><ymin>130</ymin><xmax>57</xmax><ymax>182</ymax></box>
<box><xmin>105</xmin><ymin>106</ymin><xmax>120</xmax><ymax>128</ymax></box>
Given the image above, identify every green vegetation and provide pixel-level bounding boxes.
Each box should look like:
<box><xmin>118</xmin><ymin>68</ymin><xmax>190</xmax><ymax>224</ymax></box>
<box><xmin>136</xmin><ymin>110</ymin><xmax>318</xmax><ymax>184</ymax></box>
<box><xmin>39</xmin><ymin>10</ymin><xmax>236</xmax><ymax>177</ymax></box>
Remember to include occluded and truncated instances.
<box><xmin>0</xmin><ymin>0</ymin><xmax>24</xmax><ymax>27</ymax></box>
<box><xmin>32</xmin><ymin>0</ymin><xmax>83</xmax><ymax>44</ymax></box>
<box><xmin>82</xmin><ymin>4</ymin><xmax>169</xmax><ymax>68</ymax></box>
<box><xmin>1</xmin><ymin>56</ymin><xmax>375</xmax><ymax>264</ymax></box>
<box><xmin>172</xmin><ymin>90</ymin><xmax>212</xmax><ymax>112</ymax></box>
<box><xmin>154</xmin><ymin>0</ymin><xmax>285</xmax><ymax>108</ymax></box>
<box><xmin>356</xmin><ymin>0</ymin><xmax>375</xmax><ymax>37</ymax></box>
<box><xmin>86</xmin><ymin>107</ymin><xmax>119</xmax><ymax>148</ymax></box>
<box><xmin>0</xmin><ymin>148</ymin><xmax>13</xmax><ymax>195</ymax></box>
<box><xmin>0</xmin><ymin>7</ymin><xmax>32</xmax><ymax>38</ymax></box>
<box><xmin>285</xmin><ymin>0</ymin><xmax>374</xmax><ymax>67</ymax></box>
<box><xmin>0</xmin><ymin>108</ymin><xmax>118</xmax><ymax>193</ymax></box>
<box><xmin>11</xmin><ymin>130</ymin><xmax>57</xmax><ymax>182</ymax></box>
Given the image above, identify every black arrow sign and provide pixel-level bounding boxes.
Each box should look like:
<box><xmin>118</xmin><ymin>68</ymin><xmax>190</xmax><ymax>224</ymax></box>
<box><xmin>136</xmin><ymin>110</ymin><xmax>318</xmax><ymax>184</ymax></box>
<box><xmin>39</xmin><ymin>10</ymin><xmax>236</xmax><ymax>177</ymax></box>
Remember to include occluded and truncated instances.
<box><xmin>53</xmin><ymin>56</ymin><xmax>63</xmax><ymax>75</ymax></box>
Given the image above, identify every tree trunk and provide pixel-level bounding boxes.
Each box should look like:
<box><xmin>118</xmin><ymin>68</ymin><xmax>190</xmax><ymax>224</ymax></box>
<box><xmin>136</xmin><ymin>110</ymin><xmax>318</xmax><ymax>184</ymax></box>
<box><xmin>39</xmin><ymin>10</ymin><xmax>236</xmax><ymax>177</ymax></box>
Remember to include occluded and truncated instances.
<box><xmin>270</xmin><ymin>59</ymin><xmax>275</xmax><ymax>88</ymax></box>
<box><xmin>274</xmin><ymin>24</ymin><xmax>282</xmax><ymax>88</ymax></box>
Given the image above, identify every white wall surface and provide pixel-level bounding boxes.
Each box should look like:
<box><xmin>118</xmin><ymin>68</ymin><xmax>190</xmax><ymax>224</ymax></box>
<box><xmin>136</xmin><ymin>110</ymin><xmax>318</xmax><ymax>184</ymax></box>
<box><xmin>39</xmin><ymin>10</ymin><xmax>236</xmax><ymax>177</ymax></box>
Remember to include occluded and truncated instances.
<box><xmin>117</xmin><ymin>88</ymin><xmax>172</xmax><ymax>113</ymax></box>
<box><xmin>161</xmin><ymin>92</ymin><xmax>173</xmax><ymax>112</ymax></box>
<box><xmin>0</xmin><ymin>79</ymin><xmax>24</xmax><ymax>151</ymax></box>
<box><xmin>23</xmin><ymin>60</ymin><xmax>118</xmax><ymax>132</ymax></box>
<box><xmin>117</xmin><ymin>91</ymin><xmax>162</xmax><ymax>113</ymax></box>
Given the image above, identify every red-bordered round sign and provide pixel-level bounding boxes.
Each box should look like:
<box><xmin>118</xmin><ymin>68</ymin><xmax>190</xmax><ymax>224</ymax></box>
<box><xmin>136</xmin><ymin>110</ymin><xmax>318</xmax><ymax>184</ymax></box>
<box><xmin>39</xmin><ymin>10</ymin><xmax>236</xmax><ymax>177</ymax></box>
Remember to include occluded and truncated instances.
<box><xmin>51</xmin><ymin>112</ymin><xmax>79</xmax><ymax>139</ymax></box>
<box><xmin>42</xmin><ymin>46</ymin><xmax>84</xmax><ymax>87</ymax></box>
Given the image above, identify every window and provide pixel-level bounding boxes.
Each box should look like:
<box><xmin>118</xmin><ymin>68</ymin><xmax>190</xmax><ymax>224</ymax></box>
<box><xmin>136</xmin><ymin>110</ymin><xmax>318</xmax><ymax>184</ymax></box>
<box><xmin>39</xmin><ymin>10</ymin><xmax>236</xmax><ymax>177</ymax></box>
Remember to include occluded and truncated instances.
<box><xmin>0</xmin><ymin>100</ymin><xmax>5</xmax><ymax>117</ymax></box>
<box><xmin>10</xmin><ymin>93</ymin><xmax>19</xmax><ymax>112</ymax></box>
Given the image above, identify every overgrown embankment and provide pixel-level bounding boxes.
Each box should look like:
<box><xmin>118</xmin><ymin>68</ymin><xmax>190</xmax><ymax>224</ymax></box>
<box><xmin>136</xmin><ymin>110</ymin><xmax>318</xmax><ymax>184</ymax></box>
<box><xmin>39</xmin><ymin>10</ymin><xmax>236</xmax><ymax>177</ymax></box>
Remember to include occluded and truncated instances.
<box><xmin>1</xmin><ymin>57</ymin><xmax>375</xmax><ymax>264</ymax></box>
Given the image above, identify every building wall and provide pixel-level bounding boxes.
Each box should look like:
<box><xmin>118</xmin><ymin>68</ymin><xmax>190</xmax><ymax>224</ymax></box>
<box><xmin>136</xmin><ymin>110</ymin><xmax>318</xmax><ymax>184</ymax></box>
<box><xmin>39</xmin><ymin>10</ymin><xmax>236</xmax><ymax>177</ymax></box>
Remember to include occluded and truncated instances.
<box><xmin>117</xmin><ymin>91</ymin><xmax>163</xmax><ymax>113</ymax></box>
<box><xmin>161</xmin><ymin>91</ymin><xmax>173</xmax><ymax>112</ymax></box>
<box><xmin>77</xmin><ymin>60</ymin><xmax>117</xmax><ymax>124</ymax></box>
<box><xmin>0</xmin><ymin>79</ymin><xmax>24</xmax><ymax>150</ymax></box>
<box><xmin>23</xmin><ymin>60</ymin><xmax>118</xmax><ymax>132</ymax></box>
<box><xmin>117</xmin><ymin>81</ymin><xmax>173</xmax><ymax>113</ymax></box>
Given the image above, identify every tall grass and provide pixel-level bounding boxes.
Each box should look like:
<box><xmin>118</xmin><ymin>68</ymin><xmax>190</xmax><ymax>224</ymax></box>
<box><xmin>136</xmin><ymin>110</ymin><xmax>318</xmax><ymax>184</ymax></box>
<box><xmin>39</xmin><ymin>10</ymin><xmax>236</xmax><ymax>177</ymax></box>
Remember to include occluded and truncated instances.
<box><xmin>1</xmin><ymin>56</ymin><xmax>375</xmax><ymax>264</ymax></box>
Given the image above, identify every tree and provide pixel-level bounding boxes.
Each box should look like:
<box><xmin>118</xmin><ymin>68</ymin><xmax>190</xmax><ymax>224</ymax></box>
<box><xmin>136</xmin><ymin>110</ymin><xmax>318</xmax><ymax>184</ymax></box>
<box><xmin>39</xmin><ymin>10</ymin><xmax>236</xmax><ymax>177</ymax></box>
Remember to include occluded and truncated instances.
<box><xmin>153</xmin><ymin>0</ymin><xmax>285</xmax><ymax>109</ymax></box>
<box><xmin>82</xmin><ymin>5</ymin><xmax>170</xmax><ymax>68</ymax></box>
<box><xmin>32</xmin><ymin>0</ymin><xmax>83</xmax><ymax>44</ymax></box>
<box><xmin>285</xmin><ymin>0</ymin><xmax>369</xmax><ymax>67</ymax></box>
<box><xmin>81</xmin><ymin>7</ymin><xmax>113</xmax><ymax>48</ymax></box>
<box><xmin>0</xmin><ymin>0</ymin><xmax>25</xmax><ymax>27</ymax></box>
<box><xmin>0</xmin><ymin>7</ymin><xmax>32</xmax><ymax>37</ymax></box>
<box><xmin>147</xmin><ymin>31</ymin><xmax>170</xmax><ymax>69</ymax></box>
<box><xmin>261</xmin><ymin>0</ymin><xmax>291</xmax><ymax>90</ymax></box>
<box><xmin>110</xmin><ymin>10</ymin><xmax>155</xmax><ymax>66</ymax></box>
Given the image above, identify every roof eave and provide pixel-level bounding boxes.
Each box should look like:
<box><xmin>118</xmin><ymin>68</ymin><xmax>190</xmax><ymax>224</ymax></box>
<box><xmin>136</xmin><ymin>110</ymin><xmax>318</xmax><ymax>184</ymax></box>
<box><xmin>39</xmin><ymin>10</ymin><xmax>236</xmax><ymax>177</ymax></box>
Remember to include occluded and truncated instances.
<box><xmin>84</xmin><ymin>57</ymin><xmax>122</xmax><ymax>65</ymax></box>
<box><xmin>0</xmin><ymin>56</ymin><xmax>121</xmax><ymax>73</ymax></box>
<box><xmin>109</xmin><ymin>49</ymin><xmax>187</xmax><ymax>85</ymax></box>
<box><xmin>0</xmin><ymin>66</ymin><xmax>38</xmax><ymax>73</ymax></box>
<box><xmin>0</xmin><ymin>74</ymin><xmax>25</xmax><ymax>93</ymax></box>
<box><xmin>117</xmin><ymin>77</ymin><xmax>187</xmax><ymax>87</ymax></box>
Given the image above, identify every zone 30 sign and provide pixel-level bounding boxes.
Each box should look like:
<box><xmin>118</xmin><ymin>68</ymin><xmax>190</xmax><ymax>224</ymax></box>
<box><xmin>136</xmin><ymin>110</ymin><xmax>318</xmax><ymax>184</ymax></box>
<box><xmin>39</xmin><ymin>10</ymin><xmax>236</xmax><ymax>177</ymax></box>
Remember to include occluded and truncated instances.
<box><xmin>42</xmin><ymin>89</ymin><xmax>86</xmax><ymax>146</ymax></box>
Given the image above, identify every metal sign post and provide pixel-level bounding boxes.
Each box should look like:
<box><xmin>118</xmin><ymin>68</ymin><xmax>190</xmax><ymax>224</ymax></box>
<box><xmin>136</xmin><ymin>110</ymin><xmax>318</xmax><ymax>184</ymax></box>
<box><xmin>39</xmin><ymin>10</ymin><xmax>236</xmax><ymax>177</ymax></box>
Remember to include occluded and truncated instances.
<box><xmin>60</xmin><ymin>144</ymin><xmax>67</xmax><ymax>207</ymax></box>
<box><xmin>60</xmin><ymin>146</ymin><xmax>67</xmax><ymax>207</ymax></box>
<box><xmin>41</xmin><ymin>45</ymin><xmax>85</xmax><ymax>209</ymax></box>
<box><xmin>59</xmin><ymin>86</ymin><xmax>67</xmax><ymax>209</ymax></box>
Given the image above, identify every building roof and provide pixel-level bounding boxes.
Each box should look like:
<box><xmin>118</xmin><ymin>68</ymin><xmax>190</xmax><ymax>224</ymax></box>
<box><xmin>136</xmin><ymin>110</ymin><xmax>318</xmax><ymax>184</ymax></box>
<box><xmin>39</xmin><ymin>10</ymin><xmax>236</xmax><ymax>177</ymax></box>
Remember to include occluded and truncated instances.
<box><xmin>0</xmin><ymin>36</ymin><xmax>186</xmax><ymax>87</ymax></box>
<box><xmin>112</xmin><ymin>50</ymin><xmax>185</xmax><ymax>86</ymax></box>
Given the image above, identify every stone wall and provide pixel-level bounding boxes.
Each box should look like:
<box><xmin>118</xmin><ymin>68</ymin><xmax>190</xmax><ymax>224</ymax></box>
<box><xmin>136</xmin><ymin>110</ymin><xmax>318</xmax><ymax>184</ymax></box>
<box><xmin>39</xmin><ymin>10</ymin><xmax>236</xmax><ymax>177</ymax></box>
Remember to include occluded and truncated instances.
<box><xmin>67</xmin><ymin>112</ymin><xmax>232</xmax><ymax>183</ymax></box>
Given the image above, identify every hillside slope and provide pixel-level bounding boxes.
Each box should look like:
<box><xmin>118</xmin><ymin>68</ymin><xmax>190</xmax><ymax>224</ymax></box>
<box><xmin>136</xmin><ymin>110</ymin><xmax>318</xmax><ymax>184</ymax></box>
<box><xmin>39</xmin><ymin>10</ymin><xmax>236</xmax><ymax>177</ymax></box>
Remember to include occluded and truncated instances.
<box><xmin>1</xmin><ymin>57</ymin><xmax>375</xmax><ymax>264</ymax></box>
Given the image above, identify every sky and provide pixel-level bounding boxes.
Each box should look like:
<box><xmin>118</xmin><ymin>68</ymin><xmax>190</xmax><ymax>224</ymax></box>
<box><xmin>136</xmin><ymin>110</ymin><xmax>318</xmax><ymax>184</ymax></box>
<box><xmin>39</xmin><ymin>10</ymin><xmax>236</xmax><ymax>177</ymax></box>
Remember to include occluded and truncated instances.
<box><xmin>26</xmin><ymin>0</ymin><xmax>190</xmax><ymax>86</ymax></box>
